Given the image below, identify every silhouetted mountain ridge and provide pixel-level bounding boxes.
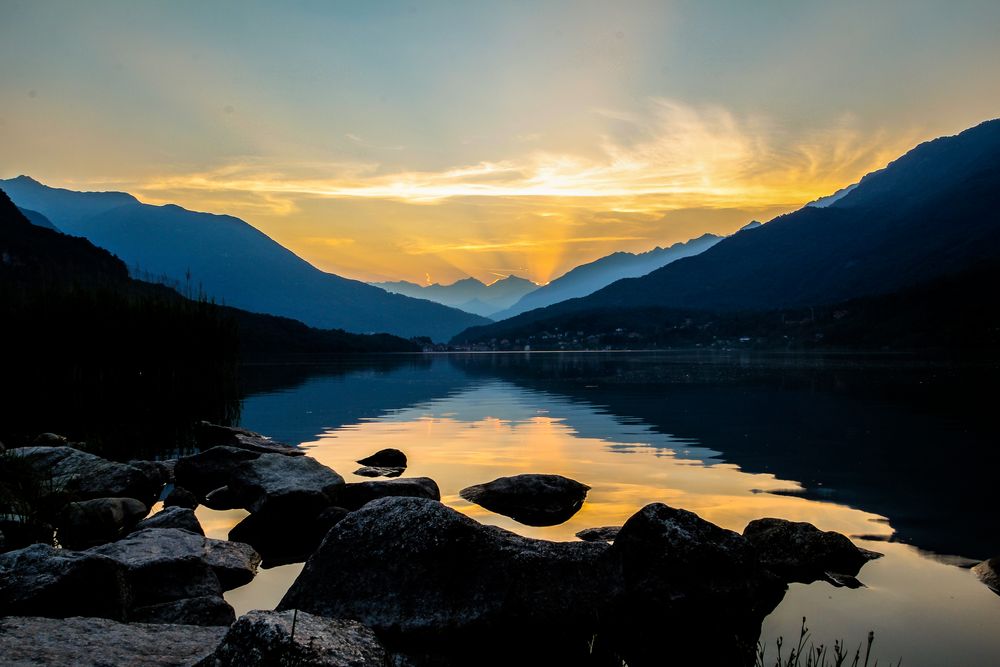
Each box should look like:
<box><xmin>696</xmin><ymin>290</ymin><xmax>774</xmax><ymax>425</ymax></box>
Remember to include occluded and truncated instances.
<box><xmin>372</xmin><ymin>273</ymin><xmax>538</xmax><ymax>317</ymax></box>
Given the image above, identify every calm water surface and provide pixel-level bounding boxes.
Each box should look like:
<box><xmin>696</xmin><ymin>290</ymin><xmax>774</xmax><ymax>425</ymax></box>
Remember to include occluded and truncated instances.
<box><xmin>198</xmin><ymin>353</ymin><xmax>999</xmax><ymax>666</ymax></box>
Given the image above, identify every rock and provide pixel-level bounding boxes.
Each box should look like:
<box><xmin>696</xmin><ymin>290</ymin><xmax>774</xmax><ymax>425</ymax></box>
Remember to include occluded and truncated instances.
<box><xmin>338</xmin><ymin>477</ymin><xmax>440</xmax><ymax>511</ymax></box>
<box><xmin>132</xmin><ymin>595</ymin><xmax>236</xmax><ymax>626</ymax></box>
<box><xmin>459</xmin><ymin>474</ymin><xmax>590</xmax><ymax>526</ymax></box>
<box><xmin>973</xmin><ymin>557</ymin><xmax>1000</xmax><ymax>595</ymax></box>
<box><xmin>127</xmin><ymin>459</ymin><xmax>176</xmax><ymax>486</ymax></box>
<box><xmin>165</xmin><ymin>485</ymin><xmax>199</xmax><ymax>509</ymax></box>
<box><xmin>575</xmin><ymin>526</ymin><xmax>620</xmax><ymax>542</ymax></box>
<box><xmin>353</xmin><ymin>466</ymin><xmax>405</xmax><ymax>478</ymax></box>
<box><xmin>174</xmin><ymin>446</ymin><xmax>260</xmax><ymax>497</ymax></box>
<box><xmin>202</xmin><ymin>486</ymin><xmax>243</xmax><ymax>510</ymax></box>
<box><xmin>0</xmin><ymin>518</ymin><xmax>54</xmax><ymax>554</ymax></box>
<box><xmin>10</xmin><ymin>447</ymin><xmax>161</xmax><ymax>507</ymax></box>
<box><xmin>356</xmin><ymin>448</ymin><xmax>407</xmax><ymax>468</ymax></box>
<box><xmin>33</xmin><ymin>433</ymin><xmax>68</xmax><ymax>445</ymax></box>
<box><xmin>227</xmin><ymin>453</ymin><xmax>345</xmax><ymax>513</ymax></box>
<box><xmin>743</xmin><ymin>518</ymin><xmax>883</xmax><ymax>583</ymax></box>
<box><xmin>57</xmin><ymin>497</ymin><xmax>148</xmax><ymax>549</ymax></box>
<box><xmin>132</xmin><ymin>507</ymin><xmax>204</xmax><ymax>536</ymax></box>
<box><xmin>195</xmin><ymin>421</ymin><xmax>304</xmax><ymax>456</ymax></box>
<box><xmin>0</xmin><ymin>616</ymin><xmax>226</xmax><ymax>666</ymax></box>
<box><xmin>0</xmin><ymin>544</ymin><xmax>132</xmax><ymax>620</ymax></box>
<box><xmin>279</xmin><ymin>497</ymin><xmax>609</xmax><ymax>660</ymax></box>
<box><xmin>229</xmin><ymin>492</ymin><xmax>347</xmax><ymax>568</ymax></box>
<box><xmin>606</xmin><ymin>504</ymin><xmax>786</xmax><ymax>666</ymax></box>
<box><xmin>196</xmin><ymin>609</ymin><xmax>388</xmax><ymax>666</ymax></box>
<box><xmin>87</xmin><ymin>527</ymin><xmax>260</xmax><ymax>593</ymax></box>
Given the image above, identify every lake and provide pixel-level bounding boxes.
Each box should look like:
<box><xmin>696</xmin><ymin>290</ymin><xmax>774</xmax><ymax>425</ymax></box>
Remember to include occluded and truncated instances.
<box><xmin>195</xmin><ymin>352</ymin><xmax>999</xmax><ymax>666</ymax></box>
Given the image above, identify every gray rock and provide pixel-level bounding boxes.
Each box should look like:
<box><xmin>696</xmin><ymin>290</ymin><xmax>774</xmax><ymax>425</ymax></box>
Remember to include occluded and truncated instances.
<box><xmin>575</xmin><ymin>526</ymin><xmax>620</xmax><ymax>542</ymax></box>
<box><xmin>132</xmin><ymin>595</ymin><xmax>236</xmax><ymax>626</ymax></box>
<box><xmin>127</xmin><ymin>459</ymin><xmax>176</xmax><ymax>486</ymax></box>
<box><xmin>10</xmin><ymin>447</ymin><xmax>161</xmax><ymax>506</ymax></box>
<box><xmin>195</xmin><ymin>421</ymin><xmax>304</xmax><ymax>456</ymax></box>
<box><xmin>87</xmin><ymin>527</ymin><xmax>260</xmax><ymax>593</ymax></box>
<box><xmin>165</xmin><ymin>486</ymin><xmax>199</xmax><ymax>509</ymax></box>
<box><xmin>973</xmin><ymin>557</ymin><xmax>1000</xmax><ymax>595</ymax></box>
<box><xmin>132</xmin><ymin>507</ymin><xmax>204</xmax><ymax>536</ymax></box>
<box><xmin>197</xmin><ymin>609</ymin><xmax>387</xmax><ymax>666</ymax></box>
<box><xmin>33</xmin><ymin>433</ymin><xmax>68</xmax><ymax>445</ymax></box>
<box><xmin>227</xmin><ymin>453</ymin><xmax>345</xmax><ymax>512</ymax></box>
<box><xmin>338</xmin><ymin>478</ymin><xmax>440</xmax><ymax>511</ymax></box>
<box><xmin>459</xmin><ymin>474</ymin><xmax>590</xmax><ymax>526</ymax></box>
<box><xmin>0</xmin><ymin>544</ymin><xmax>132</xmax><ymax>620</ymax></box>
<box><xmin>0</xmin><ymin>616</ymin><xmax>226</xmax><ymax>666</ymax></box>
<box><xmin>279</xmin><ymin>497</ymin><xmax>609</xmax><ymax>655</ymax></box>
<box><xmin>743</xmin><ymin>518</ymin><xmax>882</xmax><ymax>583</ymax></box>
<box><xmin>357</xmin><ymin>448</ymin><xmax>407</xmax><ymax>468</ymax></box>
<box><xmin>354</xmin><ymin>466</ymin><xmax>405</xmax><ymax>478</ymax></box>
<box><xmin>174</xmin><ymin>446</ymin><xmax>261</xmax><ymax>498</ymax></box>
<box><xmin>202</xmin><ymin>486</ymin><xmax>242</xmax><ymax>510</ymax></box>
<box><xmin>57</xmin><ymin>497</ymin><xmax>148</xmax><ymax>549</ymax></box>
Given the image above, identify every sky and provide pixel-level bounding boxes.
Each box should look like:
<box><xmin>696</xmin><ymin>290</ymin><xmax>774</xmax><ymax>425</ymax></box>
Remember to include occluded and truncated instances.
<box><xmin>2</xmin><ymin>1</ymin><xmax>1000</xmax><ymax>285</ymax></box>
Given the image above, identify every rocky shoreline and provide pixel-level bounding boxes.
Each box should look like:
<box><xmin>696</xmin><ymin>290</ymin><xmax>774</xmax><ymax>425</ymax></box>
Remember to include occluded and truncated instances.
<box><xmin>1</xmin><ymin>423</ymin><xmax>977</xmax><ymax>665</ymax></box>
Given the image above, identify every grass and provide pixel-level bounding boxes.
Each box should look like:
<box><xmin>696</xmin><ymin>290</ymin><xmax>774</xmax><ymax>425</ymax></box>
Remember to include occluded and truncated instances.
<box><xmin>757</xmin><ymin>618</ymin><xmax>901</xmax><ymax>667</ymax></box>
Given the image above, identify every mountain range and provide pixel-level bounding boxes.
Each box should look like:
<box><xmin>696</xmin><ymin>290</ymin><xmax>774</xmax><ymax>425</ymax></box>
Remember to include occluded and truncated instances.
<box><xmin>0</xmin><ymin>176</ymin><xmax>488</xmax><ymax>341</ymax></box>
<box><xmin>456</xmin><ymin>118</ymin><xmax>1000</xmax><ymax>346</ymax></box>
<box><xmin>372</xmin><ymin>275</ymin><xmax>539</xmax><ymax>317</ymax></box>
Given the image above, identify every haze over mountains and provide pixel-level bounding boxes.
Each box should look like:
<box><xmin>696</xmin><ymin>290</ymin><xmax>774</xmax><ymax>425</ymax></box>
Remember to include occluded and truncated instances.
<box><xmin>0</xmin><ymin>176</ymin><xmax>488</xmax><ymax>341</ymax></box>
<box><xmin>457</xmin><ymin>119</ymin><xmax>1000</xmax><ymax>346</ymax></box>
<box><xmin>372</xmin><ymin>275</ymin><xmax>539</xmax><ymax>318</ymax></box>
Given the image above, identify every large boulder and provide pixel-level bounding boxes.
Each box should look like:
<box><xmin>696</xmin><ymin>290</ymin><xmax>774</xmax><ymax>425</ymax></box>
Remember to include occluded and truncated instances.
<box><xmin>0</xmin><ymin>544</ymin><xmax>132</xmax><ymax>620</ymax></box>
<box><xmin>196</xmin><ymin>609</ymin><xmax>388</xmax><ymax>666</ymax></box>
<box><xmin>229</xmin><ymin>493</ymin><xmax>347</xmax><ymax>568</ymax></box>
<box><xmin>0</xmin><ymin>616</ymin><xmax>226</xmax><ymax>666</ymax></box>
<box><xmin>131</xmin><ymin>507</ymin><xmax>204</xmax><ymax>536</ymax></box>
<box><xmin>459</xmin><ymin>474</ymin><xmax>590</xmax><ymax>526</ymax></box>
<box><xmin>338</xmin><ymin>477</ymin><xmax>440</xmax><ymax>511</ymax></box>
<box><xmin>973</xmin><ymin>557</ymin><xmax>1000</xmax><ymax>595</ymax></box>
<box><xmin>174</xmin><ymin>447</ymin><xmax>260</xmax><ymax>498</ymax></box>
<box><xmin>56</xmin><ymin>497</ymin><xmax>148</xmax><ymax>549</ymax></box>
<box><xmin>9</xmin><ymin>447</ymin><xmax>161</xmax><ymax>507</ymax></box>
<box><xmin>195</xmin><ymin>421</ymin><xmax>304</xmax><ymax>456</ymax></box>
<box><xmin>743</xmin><ymin>518</ymin><xmax>883</xmax><ymax>583</ymax></box>
<box><xmin>357</xmin><ymin>448</ymin><xmax>407</xmax><ymax>468</ymax></box>
<box><xmin>279</xmin><ymin>497</ymin><xmax>609</xmax><ymax>661</ymax></box>
<box><xmin>227</xmin><ymin>454</ymin><xmax>345</xmax><ymax>513</ymax></box>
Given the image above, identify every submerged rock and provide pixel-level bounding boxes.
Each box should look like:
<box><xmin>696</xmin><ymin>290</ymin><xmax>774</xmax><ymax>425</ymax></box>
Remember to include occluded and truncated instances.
<box><xmin>973</xmin><ymin>557</ymin><xmax>1000</xmax><ymax>595</ymax></box>
<box><xmin>165</xmin><ymin>486</ymin><xmax>199</xmax><ymax>510</ymax></box>
<box><xmin>174</xmin><ymin>447</ymin><xmax>260</xmax><ymax>498</ymax></box>
<box><xmin>196</xmin><ymin>609</ymin><xmax>388</xmax><ymax>666</ymax></box>
<box><xmin>195</xmin><ymin>421</ymin><xmax>304</xmax><ymax>456</ymax></box>
<box><xmin>353</xmin><ymin>466</ymin><xmax>405</xmax><ymax>478</ymax></box>
<box><xmin>356</xmin><ymin>448</ymin><xmax>407</xmax><ymax>469</ymax></box>
<box><xmin>575</xmin><ymin>526</ymin><xmax>621</xmax><ymax>542</ymax></box>
<box><xmin>459</xmin><ymin>474</ymin><xmax>590</xmax><ymax>526</ymax></box>
<box><xmin>743</xmin><ymin>518</ymin><xmax>882</xmax><ymax>583</ymax></box>
<box><xmin>227</xmin><ymin>453</ymin><xmax>345</xmax><ymax>513</ymax></box>
<box><xmin>57</xmin><ymin>497</ymin><xmax>148</xmax><ymax>549</ymax></box>
<box><xmin>0</xmin><ymin>616</ymin><xmax>226</xmax><ymax>666</ymax></box>
<box><xmin>338</xmin><ymin>477</ymin><xmax>440</xmax><ymax>511</ymax></box>
<box><xmin>0</xmin><ymin>544</ymin><xmax>131</xmax><ymax>620</ymax></box>
<box><xmin>131</xmin><ymin>507</ymin><xmax>204</xmax><ymax>536</ymax></box>
<box><xmin>10</xmin><ymin>447</ymin><xmax>161</xmax><ymax>507</ymax></box>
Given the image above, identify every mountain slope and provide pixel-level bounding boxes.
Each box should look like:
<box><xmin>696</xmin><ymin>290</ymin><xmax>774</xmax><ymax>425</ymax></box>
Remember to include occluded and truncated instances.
<box><xmin>492</xmin><ymin>233</ymin><xmax>723</xmax><ymax>319</ymax></box>
<box><xmin>372</xmin><ymin>274</ymin><xmax>538</xmax><ymax>317</ymax></box>
<box><xmin>458</xmin><ymin>118</ymin><xmax>1000</xmax><ymax>340</ymax></box>
<box><xmin>0</xmin><ymin>176</ymin><xmax>488</xmax><ymax>340</ymax></box>
<box><xmin>17</xmin><ymin>206</ymin><xmax>59</xmax><ymax>230</ymax></box>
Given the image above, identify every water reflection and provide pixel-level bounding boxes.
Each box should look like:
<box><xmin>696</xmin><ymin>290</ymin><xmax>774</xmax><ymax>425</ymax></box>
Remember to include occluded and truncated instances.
<box><xmin>219</xmin><ymin>352</ymin><xmax>1000</xmax><ymax>666</ymax></box>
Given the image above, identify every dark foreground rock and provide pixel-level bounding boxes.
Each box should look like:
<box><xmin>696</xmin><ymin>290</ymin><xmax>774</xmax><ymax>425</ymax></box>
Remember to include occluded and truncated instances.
<box><xmin>165</xmin><ymin>486</ymin><xmax>199</xmax><ymax>510</ymax></box>
<box><xmin>227</xmin><ymin>453</ymin><xmax>345</xmax><ymax>513</ymax></box>
<box><xmin>575</xmin><ymin>526</ymin><xmax>620</xmax><ymax>542</ymax></box>
<box><xmin>973</xmin><ymin>557</ymin><xmax>1000</xmax><ymax>595</ymax></box>
<box><xmin>10</xmin><ymin>447</ymin><xmax>162</xmax><ymax>507</ymax></box>
<box><xmin>743</xmin><ymin>518</ymin><xmax>883</xmax><ymax>583</ymax></box>
<box><xmin>459</xmin><ymin>474</ymin><xmax>590</xmax><ymax>526</ymax></box>
<box><xmin>0</xmin><ymin>544</ymin><xmax>131</xmax><ymax>620</ymax></box>
<box><xmin>131</xmin><ymin>507</ymin><xmax>204</xmax><ymax>536</ymax></box>
<box><xmin>174</xmin><ymin>447</ymin><xmax>261</xmax><ymax>498</ymax></box>
<box><xmin>338</xmin><ymin>478</ymin><xmax>440</xmax><ymax>511</ymax></box>
<box><xmin>357</xmin><ymin>448</ymin><xmax>407</xmax><ymax>468</ymax></box>
<box><xmin>229</xmin><ymin>491</ymin><xmax>347</xmax><ymax>568</ymax></box>
<box><xmin>0</xmin><ymin>616</ymin><xmax>225</xmax><ymax>666</ymax></box>
<box><xmin>132</xmin><ymin>595</ymin><xmax>236</xmax><ymax>626</ymax></box>
<box><xmin>196</xmin><ymin>609</ymin><xmax>388</xmax><ymax>667</ymax></box>
<box><xmin>195</xmin><ymin>421</ymin><xmax>304</xmax><ymax>456</ymax></box>
<box><xmin>57</xmin><ymin>497</ymin><xmax>148</xmax><ymax>549</ymax></box>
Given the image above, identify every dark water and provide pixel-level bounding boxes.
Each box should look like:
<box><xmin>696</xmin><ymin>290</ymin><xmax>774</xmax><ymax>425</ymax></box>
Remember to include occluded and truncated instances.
<box><xmin>199</xmin><ymin>352</ymin><xmax>999</xmax><ymax>665</ymax></box>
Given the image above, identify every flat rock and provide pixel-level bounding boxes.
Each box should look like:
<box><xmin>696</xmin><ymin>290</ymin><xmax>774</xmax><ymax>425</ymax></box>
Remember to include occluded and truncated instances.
<box><xmin>10</xmin><ymin>447</ymin><xmax>161</xmax><ymax>507</ymax></box>
<box><xmin>356</xmin><ymin>448</ymin><xmax>407</xmax><ymax>468</ymax></box>
<box><xmin>338</xmin><ymin>477</ymin><xmax>440</xmax><ymax>511</ymax></box>
<box><xmin>353</xmin><ymin>466</ymin><xmax>404</xmax><ymax>478</ymax></box>
<box><xmin>743</xmin><ymin>518</ymin><xmax>882</xmax><ymax>583</ymax></box>
<box><xmin>57</xmin><ymin>497</ymin><xmax>148</xmax><ymax>549</ymax></box>
<box><xmin>459</xmin><ymin>474</ymin><xmax>590</xmax><ymax>526</ymax></box>
<box><xmin>0</xmin><ymin>616</ymin><xmax>225</xmax><ymax>666</ymax></box>
<box><xmin>131</xmin><ymin>507</ymin><xmax>204</xmax><ymax>536</ymax></box>
<box><xmin>575</xmin><ymin>526</ymin><xmax>620</xmax><ymax>542</ymax></box>
<box><xmin>973</xmin><ymin>557</ymin><xmax>1000</xmax><ymax>595</ymax></box>
<box><xmin>0</xmin><ymin>543</ymin><xmax>131</xmax><ymax>620</ymax></box>
<box><xmin>196</xmin><ymin>609</ymin><xmax>387</xmax><ymax>666</ymax></box>
<box><xmin>174</xmin><ymin>447</ymin><xmax>260</xmax><ymax>498</ymax></box>
<box><xmin>228</xmin><ymin>453</ymin><xmax>346</xmax><ymax>513</ymax></box>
